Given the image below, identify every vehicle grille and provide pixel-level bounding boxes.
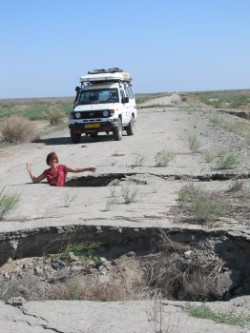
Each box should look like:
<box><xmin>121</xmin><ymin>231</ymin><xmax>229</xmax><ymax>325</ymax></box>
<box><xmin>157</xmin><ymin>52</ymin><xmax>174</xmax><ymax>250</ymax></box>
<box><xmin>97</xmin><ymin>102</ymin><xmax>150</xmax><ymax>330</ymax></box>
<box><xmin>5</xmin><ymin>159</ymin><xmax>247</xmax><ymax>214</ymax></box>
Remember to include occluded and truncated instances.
<box><xmin>73</xmin><ymin>110</ymin><xmax>110</xmax><ymax>119</ymax></box>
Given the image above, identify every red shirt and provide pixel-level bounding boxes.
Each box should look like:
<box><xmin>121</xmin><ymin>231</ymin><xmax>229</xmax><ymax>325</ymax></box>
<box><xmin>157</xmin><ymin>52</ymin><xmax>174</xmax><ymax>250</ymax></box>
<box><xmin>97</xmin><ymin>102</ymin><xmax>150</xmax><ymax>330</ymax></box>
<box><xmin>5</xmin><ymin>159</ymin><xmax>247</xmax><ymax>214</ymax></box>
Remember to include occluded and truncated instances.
<box><xmin>43</xmin><ymin>164</ymin><xmax>68</xmax><ymax>187</ymax></box>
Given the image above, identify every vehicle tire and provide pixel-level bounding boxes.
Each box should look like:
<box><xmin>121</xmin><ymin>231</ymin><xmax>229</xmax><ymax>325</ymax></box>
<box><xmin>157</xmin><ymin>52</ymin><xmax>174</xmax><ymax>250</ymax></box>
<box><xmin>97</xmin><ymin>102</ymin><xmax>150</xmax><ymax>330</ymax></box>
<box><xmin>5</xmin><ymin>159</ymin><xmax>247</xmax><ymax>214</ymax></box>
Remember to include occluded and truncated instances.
<box><xmin>126</xmin><ymin>117</ymin><xmax>135</xmax><ymax>136</ymax></box>
<box><xmin>70</xmin><ymin>129</ymin><xmax>81</xmax><ymax>143</ymax></box>
<box><xmin>113</xmin><ymin>119</ymin><xmax>122</xmax><ymax>141</ymax></box>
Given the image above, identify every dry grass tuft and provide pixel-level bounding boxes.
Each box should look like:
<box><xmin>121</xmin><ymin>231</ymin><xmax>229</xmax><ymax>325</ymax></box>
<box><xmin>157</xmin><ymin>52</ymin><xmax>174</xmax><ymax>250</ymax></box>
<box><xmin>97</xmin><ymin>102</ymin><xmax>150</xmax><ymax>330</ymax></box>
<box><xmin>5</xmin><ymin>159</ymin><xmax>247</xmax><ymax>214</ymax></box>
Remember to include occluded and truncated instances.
<box><xmin>0</xmin><ymin>116</ymin><xmax>35</xmax><ymax>143</ymax></box>
<box><xmin>46</xmin><ymin>277</ymin><xmax>126</xmax><ymax>301</ymax></box>
<box><xmin>1</xmin><ymin>276</ymin><xmax>125</xmax><ymax>302</ymax></box>
<box><xmin>227</xmin><ymin>179</ymin><xmax>244</xmax><ymax>192</ymax></box>
<box><xmin>146</xmin><ymin>292</ymin><xmax>174</xmax><ymax>333</ymax></box>
<box><xmin>144</xmin><ymin>232</ymin><xmax>222</xmax><ymax>301</ymax></box>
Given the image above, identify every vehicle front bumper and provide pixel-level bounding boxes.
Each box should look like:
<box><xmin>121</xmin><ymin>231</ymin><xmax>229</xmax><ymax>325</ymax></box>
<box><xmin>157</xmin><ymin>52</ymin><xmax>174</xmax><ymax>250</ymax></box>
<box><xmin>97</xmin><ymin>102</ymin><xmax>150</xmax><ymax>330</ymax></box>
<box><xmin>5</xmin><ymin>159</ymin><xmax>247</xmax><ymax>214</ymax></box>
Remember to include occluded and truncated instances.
<box><xmin>68</xmin><ymin>119</ymin><xmax>119</xmax><ymax>134</ymax></box>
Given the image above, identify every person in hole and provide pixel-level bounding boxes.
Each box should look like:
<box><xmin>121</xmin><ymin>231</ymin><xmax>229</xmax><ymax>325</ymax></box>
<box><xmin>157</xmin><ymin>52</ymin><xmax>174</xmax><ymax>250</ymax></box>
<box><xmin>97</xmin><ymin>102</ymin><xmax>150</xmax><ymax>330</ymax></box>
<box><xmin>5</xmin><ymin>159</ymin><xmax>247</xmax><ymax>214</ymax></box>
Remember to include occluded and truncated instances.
<box><xmin>26</xmin><ymin>152</ymin><xmax>96</xmax><ymax>187</ymax></box>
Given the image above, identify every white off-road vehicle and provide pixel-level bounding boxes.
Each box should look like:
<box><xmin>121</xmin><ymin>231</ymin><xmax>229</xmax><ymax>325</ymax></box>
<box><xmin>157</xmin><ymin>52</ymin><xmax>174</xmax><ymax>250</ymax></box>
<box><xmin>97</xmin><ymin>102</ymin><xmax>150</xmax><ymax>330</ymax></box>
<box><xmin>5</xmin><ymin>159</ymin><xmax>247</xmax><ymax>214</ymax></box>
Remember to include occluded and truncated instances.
<box><xmin>68</xmin><ymin>68</ymin><xmax>137</xmax><ymax>143</ymax></box>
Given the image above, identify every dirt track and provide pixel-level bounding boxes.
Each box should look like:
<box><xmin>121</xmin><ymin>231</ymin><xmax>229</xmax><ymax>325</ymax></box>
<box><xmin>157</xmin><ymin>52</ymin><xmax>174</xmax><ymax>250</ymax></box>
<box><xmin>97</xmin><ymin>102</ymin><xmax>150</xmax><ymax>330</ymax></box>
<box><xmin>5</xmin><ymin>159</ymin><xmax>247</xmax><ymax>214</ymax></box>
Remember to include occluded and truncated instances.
<box><xmin>1</xmin><ymin>95</ymin><xmax>250</xmax><ymax>332</ymax></box>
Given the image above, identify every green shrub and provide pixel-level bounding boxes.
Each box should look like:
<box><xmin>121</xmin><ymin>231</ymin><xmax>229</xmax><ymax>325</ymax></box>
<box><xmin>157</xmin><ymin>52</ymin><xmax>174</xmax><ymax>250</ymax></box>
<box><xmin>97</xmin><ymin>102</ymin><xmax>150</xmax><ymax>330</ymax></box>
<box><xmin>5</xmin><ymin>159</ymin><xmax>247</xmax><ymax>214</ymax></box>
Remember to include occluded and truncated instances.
<box><xmin>59</xmin><ymin>241</ymin><xmax>101</xmax><ymax>262</ymax></box>
<box><xmin>0</xmin><ymin>187</ymin><xmax>20</xmax><ymax>220</ymax></box>
<box><xmin>44</xmin><ymin>105</ymin><xmax>65</xmax><ymax>125</ymax></box>
<box><xmin>179</xmin><ymin>183</ymin><xmax>201</xmax><ymax>202</ymax></box>
<box><xmin>186</xmin><ymin>304</ymin><xmax>250</xmax><ymax>326</ymax></box>
<box><xmin>217</xmin><ymin>151</ymin><xmax>241</xmax><ymax>169</ymax></box>
<box><xmin>122</xmin><ymin>186</ymin><xmax>137</xmax><ymax>204</ymax></box>
<box><xmin>0</xmin><ymin>99</ymin><xmax>73</xmax><ymax>121</ymax></box>
<box><xmin>179</xmin><ymin>184</ymin><xmax>228</xmax><ymax>223</ymax></box>
<box><xmin>155</xmin><ymin>151</ymin><xmax>176</xmax><ymax>167</ymax></box>
<box><xmin>188</xmin><ymin>135</ymin><xmax>201</xmax><ymax>153</ymax></box>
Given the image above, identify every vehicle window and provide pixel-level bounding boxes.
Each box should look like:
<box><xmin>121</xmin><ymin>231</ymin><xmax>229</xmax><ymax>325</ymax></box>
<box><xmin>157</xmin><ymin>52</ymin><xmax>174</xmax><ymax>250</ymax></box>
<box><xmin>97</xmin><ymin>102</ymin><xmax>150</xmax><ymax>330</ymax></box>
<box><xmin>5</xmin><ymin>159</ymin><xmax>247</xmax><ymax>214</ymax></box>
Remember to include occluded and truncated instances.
<box><xmin>124</xmin><ymin>86</ymin><xmax>134</xmax><ymax>99</ymax></box>
<box><xmin>128</xmin><ymin>86</ymin><xmax>134</xmax><ymax>98</ymax></box>
<box><xmin>120</xmin><ymin>89</ymin><xmax>125</xmax><ymax>100</ymax></box>
<box><xmin>124</xmin><ymin>86</ymin><xmax>129</xmax><ymax>97</ymax></box>
<box><xmin>78</xmin><ymin>89</ymin><xmax>119</xmax><ymax>105</ymax></box>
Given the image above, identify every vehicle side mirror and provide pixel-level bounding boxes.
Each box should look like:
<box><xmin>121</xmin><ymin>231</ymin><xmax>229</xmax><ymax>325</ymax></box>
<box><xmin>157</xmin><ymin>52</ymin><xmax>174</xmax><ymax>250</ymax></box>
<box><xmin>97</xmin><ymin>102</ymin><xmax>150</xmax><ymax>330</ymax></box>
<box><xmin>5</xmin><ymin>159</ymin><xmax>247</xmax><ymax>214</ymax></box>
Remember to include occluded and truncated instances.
<box><xmin>122</xmin><ymin>96</ymin><xmax>129</xmax><ymax>104</ymax></box>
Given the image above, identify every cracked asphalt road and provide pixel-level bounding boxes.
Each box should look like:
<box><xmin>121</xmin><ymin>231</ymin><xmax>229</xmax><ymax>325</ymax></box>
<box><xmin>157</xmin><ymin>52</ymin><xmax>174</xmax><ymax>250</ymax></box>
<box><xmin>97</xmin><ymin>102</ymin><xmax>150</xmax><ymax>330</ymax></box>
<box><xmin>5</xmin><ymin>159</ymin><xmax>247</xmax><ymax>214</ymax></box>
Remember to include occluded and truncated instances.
<box><xmin>1</xmin><ymin>297</ymin><xmax>250</xmax><ymax>333</ymax></box>
<box><xmin>0</xmin><ymin>97</ymin><xmax>249</xmax><ymax>233</ymax></box>
<box><xmin>1</xmin><ymin>95</ymin><xmax>250</xmax><ymax>332</ymax></box>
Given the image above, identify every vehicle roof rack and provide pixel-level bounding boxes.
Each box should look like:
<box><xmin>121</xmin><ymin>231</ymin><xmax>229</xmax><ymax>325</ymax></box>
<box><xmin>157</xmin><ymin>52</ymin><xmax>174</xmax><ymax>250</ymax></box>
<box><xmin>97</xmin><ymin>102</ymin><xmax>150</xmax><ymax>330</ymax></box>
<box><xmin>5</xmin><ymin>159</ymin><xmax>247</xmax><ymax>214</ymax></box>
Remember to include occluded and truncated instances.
<box><xmin>80</xmin><ymin>69</ymin><xmax>132</xmax><ymax>83</ymax></box>
<box><xmin>88</xmin><ymin>67</ymin><xmax>123</xmax><ymax>74</ymax></box>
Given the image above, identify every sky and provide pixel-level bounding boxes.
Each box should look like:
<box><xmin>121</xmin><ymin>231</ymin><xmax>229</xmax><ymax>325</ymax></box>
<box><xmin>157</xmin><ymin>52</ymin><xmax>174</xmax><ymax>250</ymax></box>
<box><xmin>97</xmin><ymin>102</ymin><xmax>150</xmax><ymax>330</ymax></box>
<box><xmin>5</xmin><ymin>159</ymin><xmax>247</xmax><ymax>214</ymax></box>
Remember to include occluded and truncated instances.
<box><xmin>0</xmin><ymin>0</ymin><xmax>250</xmax><ymax>98</ymax></box>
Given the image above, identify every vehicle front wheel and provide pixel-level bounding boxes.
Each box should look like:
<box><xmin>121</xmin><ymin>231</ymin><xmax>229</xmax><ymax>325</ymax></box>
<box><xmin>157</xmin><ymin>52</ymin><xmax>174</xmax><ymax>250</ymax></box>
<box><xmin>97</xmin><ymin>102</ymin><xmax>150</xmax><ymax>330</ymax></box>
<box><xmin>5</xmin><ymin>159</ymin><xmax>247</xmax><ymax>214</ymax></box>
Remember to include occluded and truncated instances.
<box><xmin>113</xmin><ymin>119</ymin><xmax>122</xmax><ymax>141</ymax></box>
<box><xmin>126</xmin><ymin>117</ymin><xmax>135</xmax><ymax>136</ymax></box>
<box><xmin>70</xmin><ymin>129</ymin><xmax>81</xmax><ymax>143</ymax></box>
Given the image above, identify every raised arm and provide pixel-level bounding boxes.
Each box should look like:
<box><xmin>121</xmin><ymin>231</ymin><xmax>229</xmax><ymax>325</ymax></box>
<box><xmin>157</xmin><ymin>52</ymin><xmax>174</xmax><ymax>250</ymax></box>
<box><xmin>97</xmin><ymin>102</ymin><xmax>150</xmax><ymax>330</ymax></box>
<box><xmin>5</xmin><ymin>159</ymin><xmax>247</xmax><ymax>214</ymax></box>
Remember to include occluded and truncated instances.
<box><xmin>26</xmin><ymin>163</ymin><xmax>46</xmax><ymax>183</ymax></box>
<box><xmin>66</xmin><ymin>166</ymin><xmax>96</xmax><ymax>173</ymax></box>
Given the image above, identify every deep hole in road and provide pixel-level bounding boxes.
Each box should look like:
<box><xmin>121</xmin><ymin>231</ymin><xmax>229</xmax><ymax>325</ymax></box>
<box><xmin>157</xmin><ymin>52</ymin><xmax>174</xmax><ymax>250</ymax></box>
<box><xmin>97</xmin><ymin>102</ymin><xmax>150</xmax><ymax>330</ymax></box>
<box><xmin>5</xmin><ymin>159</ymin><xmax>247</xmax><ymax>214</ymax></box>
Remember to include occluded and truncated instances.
<box><xmin>0</xmin><ymin>225</ymin><xmax>249</xmax><ymax>302</ymax></box>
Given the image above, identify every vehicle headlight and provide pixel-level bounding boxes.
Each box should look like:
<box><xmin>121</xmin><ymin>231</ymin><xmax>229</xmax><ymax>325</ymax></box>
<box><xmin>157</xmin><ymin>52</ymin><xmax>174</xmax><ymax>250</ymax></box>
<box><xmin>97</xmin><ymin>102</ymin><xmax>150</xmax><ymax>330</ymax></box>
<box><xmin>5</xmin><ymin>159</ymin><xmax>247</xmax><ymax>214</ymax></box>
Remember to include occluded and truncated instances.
<box><xmin>75</xmin><ymin>112</ymin><xmax>81</xmax><ymax>119</ymax></box>
<box><xmin>103</xmin><ymin>110</ymin><xmax>109</xmax><ymax>117</ymax></box>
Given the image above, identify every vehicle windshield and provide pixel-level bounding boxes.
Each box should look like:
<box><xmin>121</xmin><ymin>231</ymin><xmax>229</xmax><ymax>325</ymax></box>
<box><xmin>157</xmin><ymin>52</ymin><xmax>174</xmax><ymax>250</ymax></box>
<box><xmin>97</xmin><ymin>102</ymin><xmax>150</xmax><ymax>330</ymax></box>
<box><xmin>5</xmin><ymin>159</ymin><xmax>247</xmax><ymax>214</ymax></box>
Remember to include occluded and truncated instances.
<box><xmin>77</xmin><ymin>88</ymin><xmax>119</xmax><ymax>105</ymax></box>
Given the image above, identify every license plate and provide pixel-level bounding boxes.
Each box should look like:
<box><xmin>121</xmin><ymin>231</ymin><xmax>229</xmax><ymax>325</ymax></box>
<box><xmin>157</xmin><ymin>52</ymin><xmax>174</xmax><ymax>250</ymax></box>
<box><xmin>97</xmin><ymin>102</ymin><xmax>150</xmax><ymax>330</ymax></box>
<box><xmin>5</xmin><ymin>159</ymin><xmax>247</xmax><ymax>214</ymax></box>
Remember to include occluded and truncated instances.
<box><xmin>85</xmin><ymin>123</ymin><xmax>100</xmax><ymax>129</ymax></box>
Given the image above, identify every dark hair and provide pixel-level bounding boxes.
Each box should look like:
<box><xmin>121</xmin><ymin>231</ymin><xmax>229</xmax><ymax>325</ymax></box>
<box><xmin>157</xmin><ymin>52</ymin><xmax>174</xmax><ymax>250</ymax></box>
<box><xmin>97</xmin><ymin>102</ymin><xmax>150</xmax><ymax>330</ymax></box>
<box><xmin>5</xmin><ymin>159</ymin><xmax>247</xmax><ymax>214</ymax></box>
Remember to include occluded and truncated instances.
<box><xmin>46</xmin><ymin>152</ymin><xmax>58</xmax><ymax>165</ymax></box>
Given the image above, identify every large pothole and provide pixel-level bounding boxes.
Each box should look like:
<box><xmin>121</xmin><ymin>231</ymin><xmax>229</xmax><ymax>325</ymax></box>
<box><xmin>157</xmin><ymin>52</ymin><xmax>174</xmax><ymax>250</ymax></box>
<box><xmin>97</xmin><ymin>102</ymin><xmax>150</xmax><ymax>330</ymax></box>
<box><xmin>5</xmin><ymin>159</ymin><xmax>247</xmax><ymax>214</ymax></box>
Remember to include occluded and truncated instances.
<box><xmin>65</xmin><ymin>173</ymin><xmax>250</xmax><ymax>187</ymax></box>
<box><xmin>0</xmin><ymin>225</ymin><xmax>250</xmax><ymax>302</ymax></box>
